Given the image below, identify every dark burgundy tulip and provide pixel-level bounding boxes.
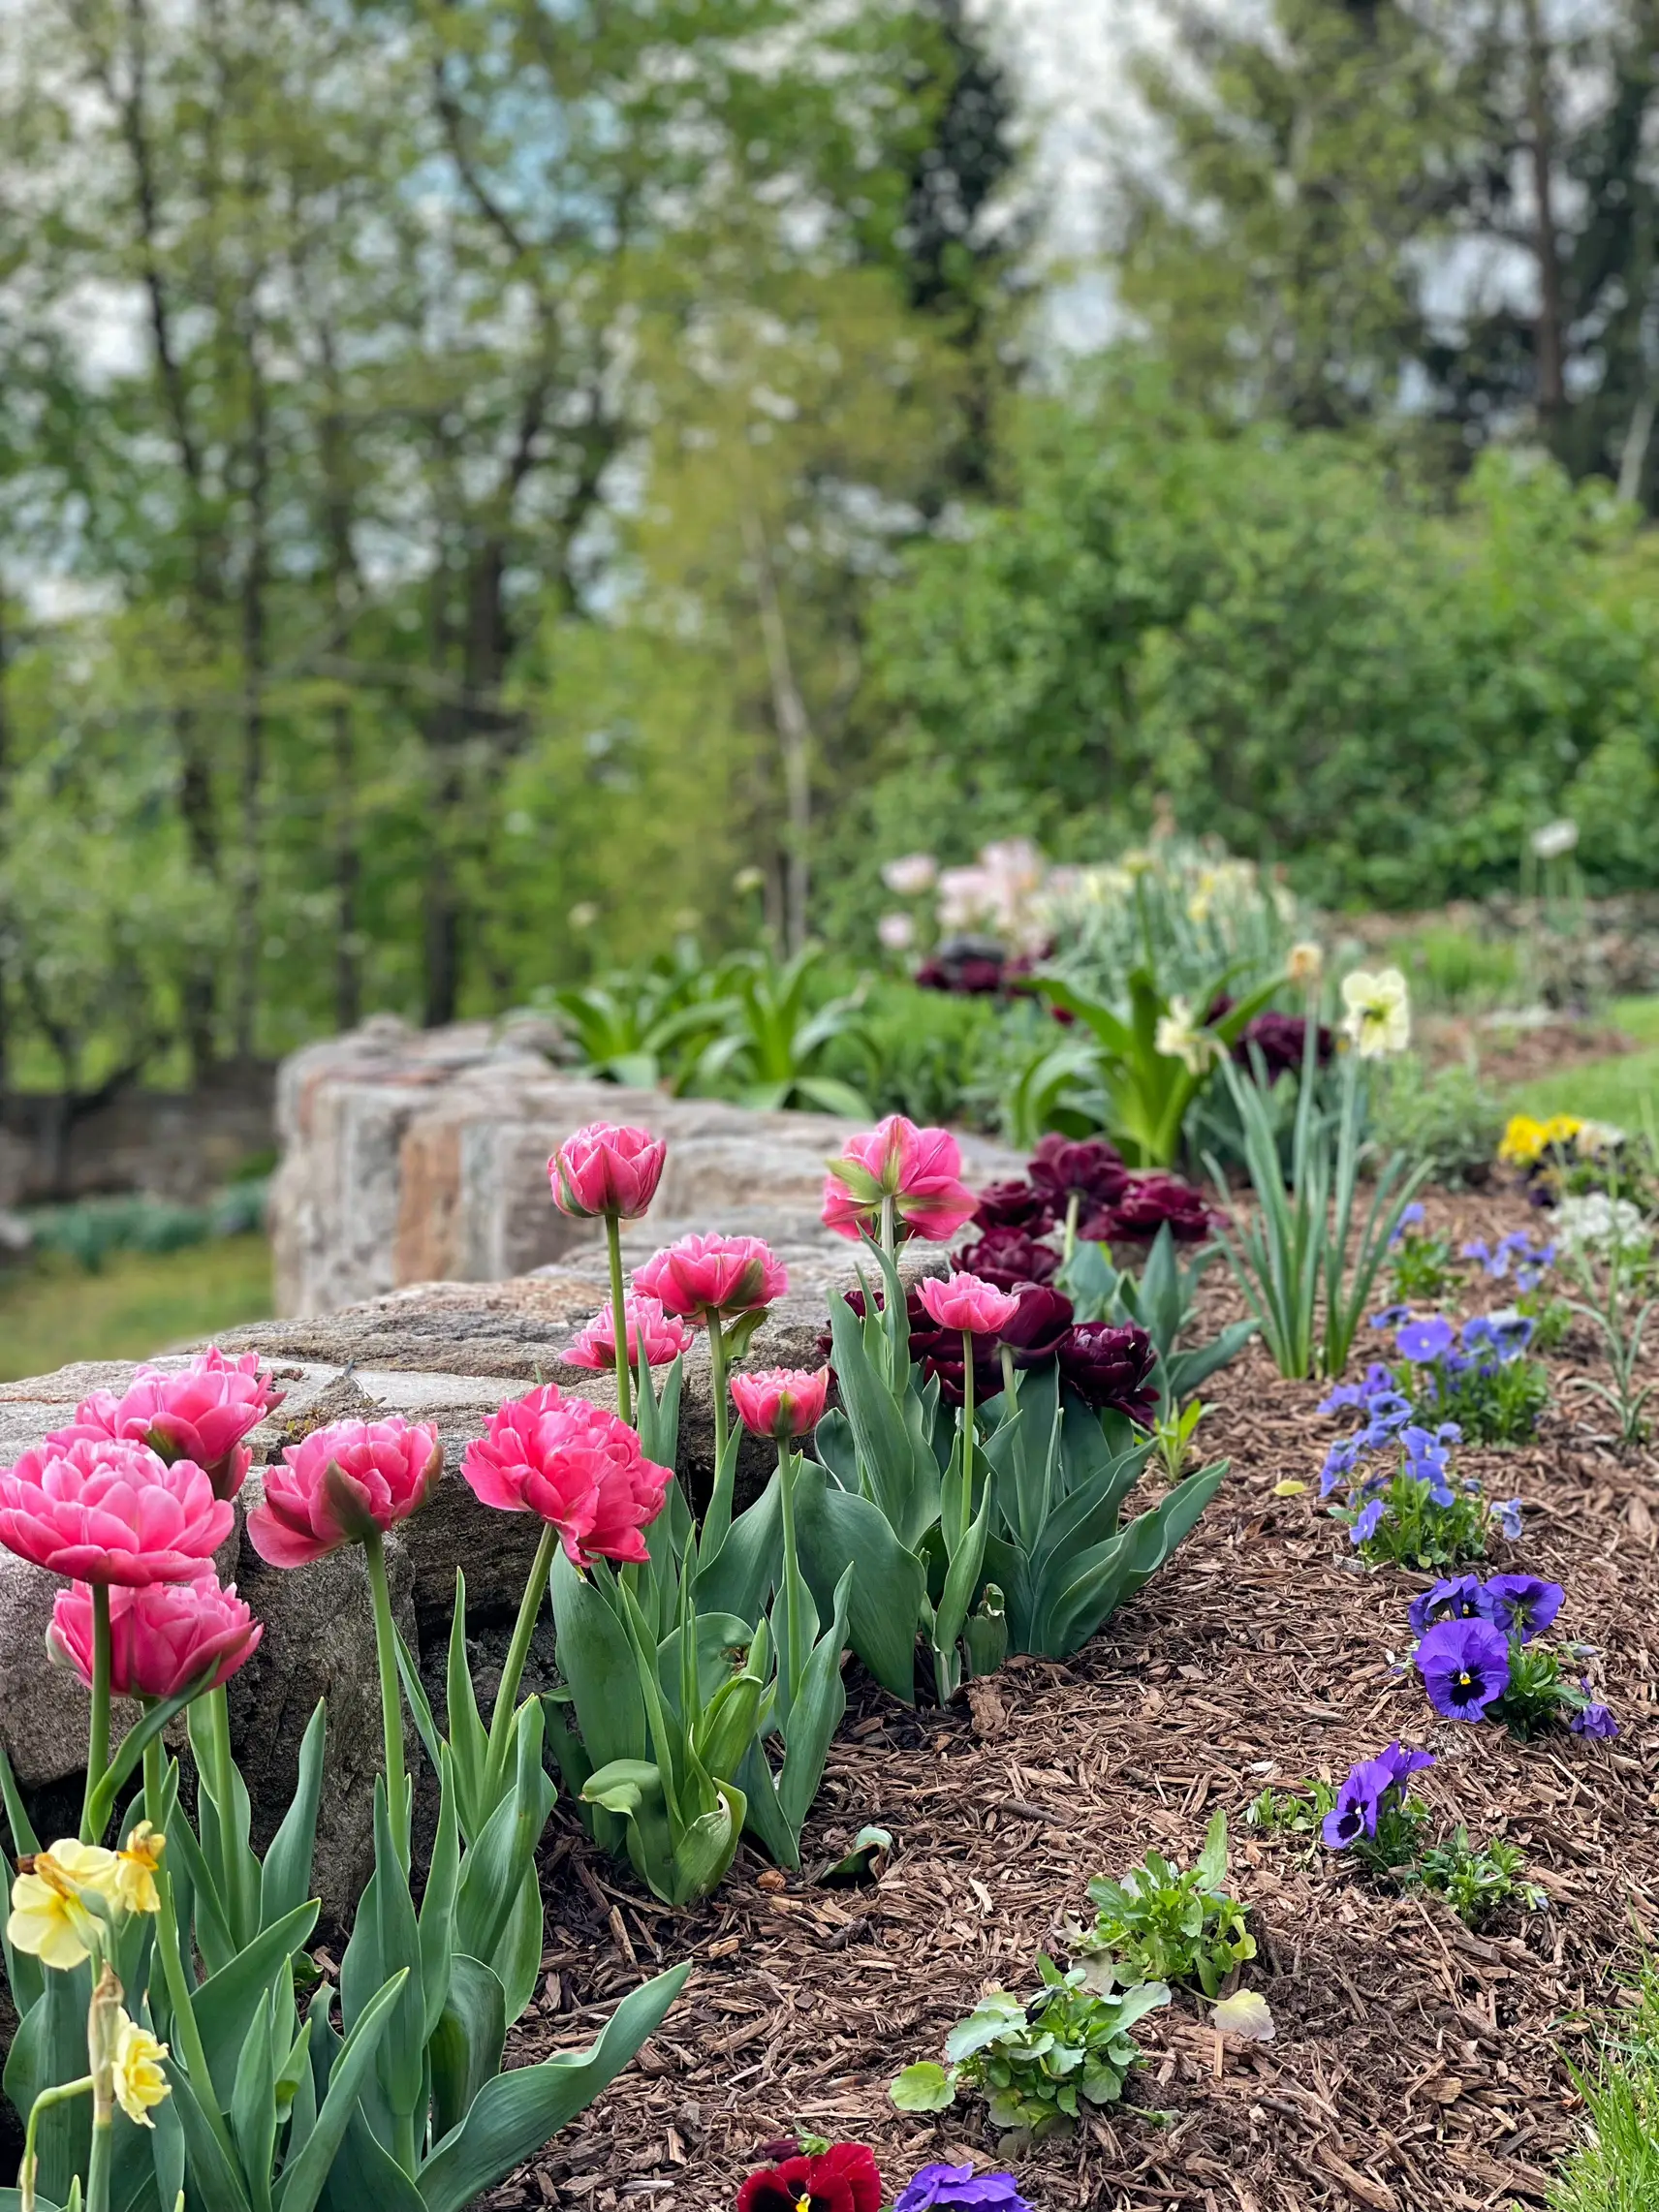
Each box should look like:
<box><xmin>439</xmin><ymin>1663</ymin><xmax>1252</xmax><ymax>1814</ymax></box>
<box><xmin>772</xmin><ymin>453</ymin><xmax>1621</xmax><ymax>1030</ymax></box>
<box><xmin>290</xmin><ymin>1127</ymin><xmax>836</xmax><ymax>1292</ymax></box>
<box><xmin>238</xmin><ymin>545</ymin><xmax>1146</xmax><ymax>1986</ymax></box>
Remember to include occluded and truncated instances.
<box><xmin>918</xmin><ymin>1333</ymin><xmax>1003</xmax><ymax>1409</ymax></box>
<box><xmin>973</xmin><ymin>1178</ymin><xmax>1056</xmax><ymax>1233</ymax></box>
<box><xmin>951</xmin><ymin>1227</ymin><xmax>1059</xmax><ymax>1293</ymax></box>
<box><xmin>1235</xmin><ymin>1010</ymin><xmax>1333</xmax><ymax>1080</ymax></box>
<box><xmin>999</xmin><ymin>1283</ymin><xmax>1076</xmax><ymax>1366</ymax></box>
<box><xmin>1028</xmin><ymin>1133</ymin><xmax>1129</xmax><ymax>1206</ymax></box>
<box><xmin>1082</xmin><ymin>1172</ymin><xmax>1215</xmax><ymax>1245</ymax></box>
<box><xmin>1056</xmin><ymin>1321</ymin><xmax>1158</xmax><ymax>1420</ymax></box>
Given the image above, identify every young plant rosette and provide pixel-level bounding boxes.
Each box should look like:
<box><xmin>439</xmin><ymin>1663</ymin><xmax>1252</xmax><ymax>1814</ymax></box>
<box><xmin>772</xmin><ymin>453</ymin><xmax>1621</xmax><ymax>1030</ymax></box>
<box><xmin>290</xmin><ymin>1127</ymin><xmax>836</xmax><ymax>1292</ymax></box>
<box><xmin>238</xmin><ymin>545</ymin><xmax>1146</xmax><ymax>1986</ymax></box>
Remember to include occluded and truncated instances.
<box><xmin>549</xmin><ymin>1120</ymin><xmax>668</xmax><ymax>1421</ymax></box>
<box><xmin>821</xmin><ymin>1114</ymin><xmax>977</xmax><ymax>1250</ymax></box>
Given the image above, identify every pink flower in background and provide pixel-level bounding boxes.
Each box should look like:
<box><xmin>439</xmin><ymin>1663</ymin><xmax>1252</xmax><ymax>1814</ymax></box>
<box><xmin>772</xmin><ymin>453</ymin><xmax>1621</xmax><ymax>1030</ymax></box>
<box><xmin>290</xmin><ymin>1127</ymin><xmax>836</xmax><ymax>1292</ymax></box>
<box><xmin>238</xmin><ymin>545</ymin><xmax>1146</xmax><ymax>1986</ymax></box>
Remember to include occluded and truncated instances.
<box><xmin>633</xmin><ymin>1232</ymin><xmax>789</xmax><ymax>1320</ymax></box>
<box><xmin>50</xmin><ymin>1347</ymin><xmax>284</xmax><ymax>1502</ymax></box>
<box><xmin>549</xmin><ymin>1123</ymin><xmax>667</xmax><ymax>1220</ymax></box>
<box><xmin>0</xmin><ymin>1440</ymin><xmax>233</xmax><ymax>1585</ymax></box>
<box><xmin>246</xmin><ymin>1417</ymin><xmax>443</xmax><ymax>1568</ymax></box>
<box><xmin>49</xmin><ymin>1571</ymin><xmax>262</xmax><ymax>1698</ymax></box>
<box><xmin>461</xmin><ymin>1385</ymin><xmax>671</xmax><ymax>1567</ymax></box>
<box><xmin>821</xmin><ymin>1115</ymin><xmax>977</xmax><ymax>1244</ymax></box>
<box><xmin>563</xmin><ymin>1294</ymin><xmax>694</xmax><ymax>1372</ymax></box>
<box><xmin>918</xmin><ymin>1272</ymin><xmax>1021</xmax><ymax>1337</ymax></box>
<box><xmin>730</xmin><ymin>1366</ymin><xmax>830</xmax><ymax>1442</ymax></box>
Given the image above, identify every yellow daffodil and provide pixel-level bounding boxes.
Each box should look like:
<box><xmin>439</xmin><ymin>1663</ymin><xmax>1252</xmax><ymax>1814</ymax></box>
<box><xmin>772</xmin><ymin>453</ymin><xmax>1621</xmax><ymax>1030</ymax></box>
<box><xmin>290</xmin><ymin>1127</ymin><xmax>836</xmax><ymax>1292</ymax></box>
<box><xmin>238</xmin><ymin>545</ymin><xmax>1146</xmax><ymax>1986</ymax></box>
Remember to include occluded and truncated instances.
<box><xmin>112</xmin><ymin>1823</ymin><xmax>165</xmax><ymax>1917</ymax></box>
<box><xmin>1339</xmin><ymin>967</ymin><xmax>1411</xmax><ymax>1058</ymax></box>
<box><xmin>1286</xmin><ymin>940</ymin><xmax>1324</xmax><ymax>988</ymax></box>
<box><xmin>110</xmin><ymin>2010</ymin><xmax>171</xmax><ymax>2127</ymax></box>
<box><xmin>1155</xmin><ymin>994</ymin><xmax>1222</xmax><ymax>1075</ymax></box>
<box><xmin>7</xmin><ymin>1842</ymin><xmax>114</xmax><ymax>1969</ymax></box>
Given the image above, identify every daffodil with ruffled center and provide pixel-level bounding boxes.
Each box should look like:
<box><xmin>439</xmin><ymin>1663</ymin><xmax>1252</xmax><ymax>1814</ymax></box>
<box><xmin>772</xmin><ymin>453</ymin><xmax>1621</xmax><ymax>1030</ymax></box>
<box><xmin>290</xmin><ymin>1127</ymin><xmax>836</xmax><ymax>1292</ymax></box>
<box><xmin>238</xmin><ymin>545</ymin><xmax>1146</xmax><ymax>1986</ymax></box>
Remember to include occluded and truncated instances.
<box><xmin>111</xmin><ymin>1822</ymin><xmax>164</xmax><ymax>1916</ymax></box>
<box><xmin>7</xmin><ymin>1841</ymin><xmax>114</xmax><ymax>1969</ymax></box>
<box><xmin>111</xmin><ymin>2009</ymin><xmax>171</xmax><ymax>2127</ymax></box>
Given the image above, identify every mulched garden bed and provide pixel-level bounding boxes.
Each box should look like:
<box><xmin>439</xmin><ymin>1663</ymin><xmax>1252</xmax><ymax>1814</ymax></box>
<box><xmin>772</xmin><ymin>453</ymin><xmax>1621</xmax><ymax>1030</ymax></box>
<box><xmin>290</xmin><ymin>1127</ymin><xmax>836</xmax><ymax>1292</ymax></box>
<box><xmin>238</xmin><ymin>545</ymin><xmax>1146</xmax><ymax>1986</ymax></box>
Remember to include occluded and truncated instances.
<box><xmin>484</xmin><ymin>1187</ymin><xmax>1656</xmax><ymax>2212</ymax></box>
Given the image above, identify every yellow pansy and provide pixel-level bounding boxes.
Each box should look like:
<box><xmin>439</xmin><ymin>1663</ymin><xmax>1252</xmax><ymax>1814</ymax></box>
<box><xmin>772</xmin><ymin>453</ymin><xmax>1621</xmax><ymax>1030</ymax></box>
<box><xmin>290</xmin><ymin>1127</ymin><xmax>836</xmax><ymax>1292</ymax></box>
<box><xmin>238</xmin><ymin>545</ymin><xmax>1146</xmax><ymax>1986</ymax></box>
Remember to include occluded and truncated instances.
<box><xmin>111</xmin><ymin>2010</ymin><xmax>171</xmax><ymax>2127</ymax></box>
<box><xmin>112</xmin><ymin>1823</ymin><xmax>165</xmax><ymax>1917</ymax></box>
<box><xmin>1498</xmin><ymin>1111</ymin><xmax>1582</xmax><ymax>1168</ymax></box>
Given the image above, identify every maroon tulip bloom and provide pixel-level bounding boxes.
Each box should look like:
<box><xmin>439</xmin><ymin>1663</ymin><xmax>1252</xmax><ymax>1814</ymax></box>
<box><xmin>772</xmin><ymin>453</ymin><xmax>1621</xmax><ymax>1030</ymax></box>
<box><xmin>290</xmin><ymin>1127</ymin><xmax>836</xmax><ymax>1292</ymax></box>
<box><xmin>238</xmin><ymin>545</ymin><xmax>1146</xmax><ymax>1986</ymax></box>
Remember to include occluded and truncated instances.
<box><xmin>1236</xmin><ymin>1011</ymin><xmax>1333</xmax><ymax>1080</ymax></box>
<box><xmin>951</xmin><ymin>1227</ymin><xmax>1059</xmax><ymax>1293</ymax></box>
<box><xmin>1082</xmin><ymin>1172</ymin><xmax>1215</xmax><ymax>1245</ymax></box>
<box><xmin>1028</xmin><ymin>1134</ymin><xmax>1129</xmax><ymax>1206</ymax></box>
<box><xmin>1056</xmin><ymin>1321</ymin><xmax>1158</xmax><ymax>1419</ymax></box>
<box><xmin>972</xmin><ymin>1178</ymin><xmax>1056</xmax><ymax>1233</ymax></box>
<box><xmin>999</xmin><ymin>1283</ymin><xmax>1076</xmax><ymax>1365</ymax></box>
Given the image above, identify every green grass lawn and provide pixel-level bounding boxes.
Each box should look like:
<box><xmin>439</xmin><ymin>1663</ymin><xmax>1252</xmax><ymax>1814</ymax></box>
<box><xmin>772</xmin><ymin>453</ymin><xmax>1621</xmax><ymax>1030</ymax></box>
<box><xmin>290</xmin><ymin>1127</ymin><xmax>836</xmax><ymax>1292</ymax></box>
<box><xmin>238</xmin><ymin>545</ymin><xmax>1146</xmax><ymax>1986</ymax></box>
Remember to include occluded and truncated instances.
<box><xmin>1505</xmin><ymin>995</ymin><xmax>1659</xmax><ymax>1126</ymax></box>
<box><xmin>0</xmin><ymin>1234</ymin><xmax>273</xmax><ymax>1383</ymax></box>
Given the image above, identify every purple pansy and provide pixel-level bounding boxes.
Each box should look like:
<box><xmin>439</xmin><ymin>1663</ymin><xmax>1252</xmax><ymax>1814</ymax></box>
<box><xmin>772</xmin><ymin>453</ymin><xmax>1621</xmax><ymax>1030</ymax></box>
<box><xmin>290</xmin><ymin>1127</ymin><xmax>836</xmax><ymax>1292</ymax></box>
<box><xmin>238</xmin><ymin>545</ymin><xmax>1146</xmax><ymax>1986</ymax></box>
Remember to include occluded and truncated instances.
<box><xmin>894</xmin><ymin>2167</ymin><xmax>1033</xmax><ymax>2212</ymax></box>
<box><xmin>1416</xmin><ymin>1616</ymin><xmax>1513</xmax><ymax>1723</ymax></box>
<box><xmin>1350</xmin><ymin>1498</ymin><xmax>1387</xmax><ymax>1544</ymax></box>
<box><xmin>1376</xmin><ymin>1740</ymin><xmax>1435</xmax><ymax>1787</ymax></box>
<box><xmin>1369</xmin><ymin>1303</ymin><xmax>1413</xmax><ymax>1330</ymax></box>
<box><xmin>1408</xmin><ymin>1574</ymin><xmax>1486</xmax><ymax>1637</ymax></box>
<box><xmin>1397</xmin><ymin>1316</ymin><xmax>1455</xmax><ymax>1364</ymax></box>
<box><xmin>1570</xmin><ymin>1698</ymin><xmax>1618</xmax><ymax>1740</ymax></box>
<box><xmin>1387</xmin><ymin>1202</ymin><xmax>1427</xmax><ymax>1249</ymax></box>
<box><xmin>1320</xmin><ymin>1757</ymin><xmax>1397</xmax><ymax>1849</ymax></box>
<box><xmin>1480</xmin><ymin>1573</ymin><xmax>1564</xmax><ymax>1643</ymax></box>
<box><xmin>1493</xmin><ymin>1496</ymin><xmax>1523</xmax><ymax>1541</ymax></box>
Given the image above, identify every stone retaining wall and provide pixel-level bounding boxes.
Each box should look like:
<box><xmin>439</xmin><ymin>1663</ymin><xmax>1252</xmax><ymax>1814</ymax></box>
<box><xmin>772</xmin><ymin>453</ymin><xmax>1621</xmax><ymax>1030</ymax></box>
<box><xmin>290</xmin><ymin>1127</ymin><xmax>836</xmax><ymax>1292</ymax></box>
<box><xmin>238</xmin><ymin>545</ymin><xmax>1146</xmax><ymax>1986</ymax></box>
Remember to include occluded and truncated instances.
<box><xmin>270</xmin><ymin>1014</ymin><xmax>1022</xmax><ymax>1314</ymax></box>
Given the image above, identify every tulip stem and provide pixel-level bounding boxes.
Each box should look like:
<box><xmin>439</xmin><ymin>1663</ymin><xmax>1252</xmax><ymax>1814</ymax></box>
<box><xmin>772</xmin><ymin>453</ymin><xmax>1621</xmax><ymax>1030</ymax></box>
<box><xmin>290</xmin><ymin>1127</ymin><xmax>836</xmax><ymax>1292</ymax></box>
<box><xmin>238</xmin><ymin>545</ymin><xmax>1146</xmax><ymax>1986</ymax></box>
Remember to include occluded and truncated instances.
<box><xmin>362</xmin><ymin>1532</ymin><xmax>408</xmax><ymax>1868</ymax></box>
<box><xmin>879</xmin><ymin>1194</ymin><xmax>895</xmax><ymax>1257</ymax></box>
<box><xmin>1063</xmin><ymin>1191</ymin><xmax>1080</xmax><ymax>1264</ymax></box>
<box><xmin>606</xmin><ymin>1212</ymin><xmax>633</xmax><ymax>1427</ymax></box>
<box><xmin>142</xmin><ymin>1734</ymin><xmax>234</xmax><ymax>2165</ymax></box>
<box><xmin>706</xmin><ymin>1314</ymin><xmax>730</xmax><ymax>1479</ymax></box>
<box><xmin>1000</xmin><ymin>1344</ymin><xmax>1017</xmax><ymax>1406</ymax></box>
<box><xmin>776</xmin><ymin>1444</ymin><xmax>804</xmax><ymax>1707</ymax></box>
<box><xmin>486</xmin><ymin>1521</ymin><xmax>558</xmax><ymax>1792</ymax></box>
<box><xmin>20</xmin><ymin>2074</ymin><xmax>92</xmax><ymax>2212</ymax></box>
<box><xmin>81</xmin><ymin>1583</ymin><xmax>112</xmax><ymax>1842</ymax></box>
<box><xmin>956</xmin><ymin>1330</ymin><xmax>976</xmax><ymax>1554</ymax></box>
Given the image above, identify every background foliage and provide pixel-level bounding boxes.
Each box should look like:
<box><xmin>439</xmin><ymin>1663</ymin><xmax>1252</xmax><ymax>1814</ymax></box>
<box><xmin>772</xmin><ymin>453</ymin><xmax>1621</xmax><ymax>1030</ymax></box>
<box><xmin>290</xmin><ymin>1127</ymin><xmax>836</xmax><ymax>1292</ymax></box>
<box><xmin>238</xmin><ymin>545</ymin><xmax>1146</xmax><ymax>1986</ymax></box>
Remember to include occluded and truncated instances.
<box><xmin>4</xmin><ymin>0</ymin><xmax>1659</xmax><ymax>1087</ymax></box>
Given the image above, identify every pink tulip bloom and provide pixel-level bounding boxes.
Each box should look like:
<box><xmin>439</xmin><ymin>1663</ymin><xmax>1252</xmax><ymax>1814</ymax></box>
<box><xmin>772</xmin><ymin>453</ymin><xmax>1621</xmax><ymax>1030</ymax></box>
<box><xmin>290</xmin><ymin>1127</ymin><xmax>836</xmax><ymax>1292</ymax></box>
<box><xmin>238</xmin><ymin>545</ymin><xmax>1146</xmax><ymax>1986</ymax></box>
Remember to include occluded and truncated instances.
<box><xmin>549</xmin><ymin>1123</ymin><xmax>668</xmax><ymax>1221</ymax></box>
<box><xmin>563</xmin><ymin>1294</ymin><xmax>694</xmax><ymax>1372</ymax></box>
<box><xmin>0</xmin><ymin>1439</ymin><xmax>234</xmax><ymax>1586</ymax></box>
<box><xmin>730</xmin><ymin>1366</ymin><xmax>830</xmax><ymax>1443</ymax></box>
<box><xmin>49</xmin><ymin>1571</ymin><xmax>262</xmax><ymax>1698</ymax></box>
<box><xmin>460</xmin><ymin>1385</ymin><xmax>671</xmax><ymax>1568</ymax></box>
<box><xmin>918</xmin><ymin>1272</ymin><xmax>1021</xmax><ymax>1337</ymax></box>
<box><xmin>821</xmin><ymin>1114</ymin><xmax>978</xmax><ymax>1244</ymax></box>
<box><xmin>632</xmin><ymin>1232</ymin><xmax>789</xmax><ymax>1321</ymax></box>
<box><xmin>245</xmin><ymin>1418</ymin><xmax>443</xmax><ymax>1569</ymax></box>
<box><xmin>49</xmin><ymin>1347</ymin><xmax>284</xmax><ymax>1503</ymax></box>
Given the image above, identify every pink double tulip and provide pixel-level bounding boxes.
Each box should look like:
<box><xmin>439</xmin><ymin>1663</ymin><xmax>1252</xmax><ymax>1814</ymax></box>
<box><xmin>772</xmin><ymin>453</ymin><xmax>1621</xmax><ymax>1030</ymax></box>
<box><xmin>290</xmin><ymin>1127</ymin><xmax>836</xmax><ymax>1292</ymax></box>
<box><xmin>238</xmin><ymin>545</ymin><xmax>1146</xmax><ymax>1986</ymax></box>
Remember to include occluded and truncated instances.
<box><xmin>730</xmin><ymin>1366</ymin><xmax>830</xmax><ymax>1444</ymax></box>
<box><xmin>49</xmin><ymin>1571</ymin><xmax>263</xmax><ymax>1698</ymax></box>
<box><xmin>563</xmin><ymin>1294</ymin><xmax>693</xmax><ymax>1372</ymax></box>
<box><xmin>822</xmin><ymin>1115</ymin><xmax>977</xmax><ymax>1244</ymax></box>
<box><xmin>0</xmin><ymin>1439</ymin><xmax>233</xmax><ymax>1585</ymax></box>
<box><xmin>50</xmin><ymin>1346</ymin><xmax>284</xmax><ymax>1502</ymax></box>
<box><xmin>245</xmin><ymin>1418</ymin><xmax>443</xmax><ymax>1569</ymax></box>
<box><xmin>633</xmin><ymin>1232</ymin><xmax>789</xmax><ymax>1322</ymax></box>
<box><xmin>918</xmin><ymin>1272</ymin><xmax>1021</xmax><ymax>1337</ymax></box>
<box><xmin>549</xmin><ymin>1123</ymin><xmax>667</xmax><ymax>1221</ymax></box>
<box><xmin>461</xmin><ymin>1385</ymin><xmax>671</xmax><ymax>1567</ymax></box>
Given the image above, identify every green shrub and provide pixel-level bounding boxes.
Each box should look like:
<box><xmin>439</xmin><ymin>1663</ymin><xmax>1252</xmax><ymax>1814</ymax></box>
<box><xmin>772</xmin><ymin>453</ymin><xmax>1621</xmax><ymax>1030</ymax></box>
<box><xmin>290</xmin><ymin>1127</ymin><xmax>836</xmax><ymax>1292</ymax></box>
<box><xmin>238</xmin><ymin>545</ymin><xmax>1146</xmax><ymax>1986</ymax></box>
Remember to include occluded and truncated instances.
<box><xmin>1369</xmin><ymin>1057</ymin><xmax>1505</xmax><ymax>1188</ymax></box>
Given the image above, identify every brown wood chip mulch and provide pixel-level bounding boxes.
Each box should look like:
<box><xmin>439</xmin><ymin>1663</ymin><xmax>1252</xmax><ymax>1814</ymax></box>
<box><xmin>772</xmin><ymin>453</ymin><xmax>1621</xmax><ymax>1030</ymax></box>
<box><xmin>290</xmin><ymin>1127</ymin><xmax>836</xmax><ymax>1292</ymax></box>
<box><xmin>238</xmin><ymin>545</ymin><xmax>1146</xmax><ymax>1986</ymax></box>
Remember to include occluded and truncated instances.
<box><xmin>482</xmin><ymin>1188</ymin><xmax>1657</xmax><ymax>2212</ymax></box>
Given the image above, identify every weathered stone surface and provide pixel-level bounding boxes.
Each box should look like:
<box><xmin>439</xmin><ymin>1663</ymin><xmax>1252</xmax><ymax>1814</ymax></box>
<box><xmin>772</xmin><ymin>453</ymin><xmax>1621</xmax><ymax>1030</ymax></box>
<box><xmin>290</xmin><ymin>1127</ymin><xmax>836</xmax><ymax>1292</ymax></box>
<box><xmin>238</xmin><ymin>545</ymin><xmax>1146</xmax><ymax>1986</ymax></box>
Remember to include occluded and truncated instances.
<box><xmin>271</xmin><ymin>1016</ymin><xmax>1022</xmax><ymax>1314</ymax></box>
<box><xmin>226</xmin><ymin>1475</ymin><xmax>419</xmax><ymax>1916</ymax></box>
<box><xmin>0</xmin><ymin>1551</ymin><xmax>148</xmax><ymax>1791</ymax></box>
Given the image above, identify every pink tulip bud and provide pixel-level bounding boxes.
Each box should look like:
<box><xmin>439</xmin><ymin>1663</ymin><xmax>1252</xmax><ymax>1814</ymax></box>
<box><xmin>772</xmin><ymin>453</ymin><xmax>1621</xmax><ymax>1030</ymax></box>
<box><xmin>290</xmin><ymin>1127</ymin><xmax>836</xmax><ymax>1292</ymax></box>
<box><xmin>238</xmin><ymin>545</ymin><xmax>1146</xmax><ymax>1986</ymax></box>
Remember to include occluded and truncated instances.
<box><xmin>245</xmin><ymin>1418</ymin><xmax>443</xmax><ymax>1570</ymax></box>
<box><xmin>0</xmin><ymin>1440</ymin><xmax>234</xmax><ymax>1586</ymax></box>
<box><xmin>48</xmin><ymin>1571</ymin><xmax>262</xmax><ymax>1698</ymax></box>
<box><xmin>822</xmin><ymin>1115</ymin><xmax>978</xmax><ymax>1244</ymax></box>
<box><xmin>49</xmin><ymin>1347</ymin><xmax>284</xmax><ymax>1503</ymax></box>
<box><xmin>632</xmin><ymin>1232</ymin><xmax>789</xmax><ymax>1322</ymax></box>
<box><xmin>729</xmin><ymin>1366</ymin><xmax>830</xmax><ymax>1443</ymax></box>
<box><xmin>563</xmin><ymin>1294</ymin><xmax>694</xmax><ymax>1372</ymax></box>
<box><xmin>548</xmin><ymin>1123</ymin><xmax>668</xmax><ymax>1221</ymax></box>
<box><xmin>460</xmin><ymin>1385</ymin><xmax>671</xmax><ymax>1567</ymax></box>
<box><xmin>917</xmin><ymin>1271</ymin><xmax>1022</xmax><ymax>1336</ymax></box>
